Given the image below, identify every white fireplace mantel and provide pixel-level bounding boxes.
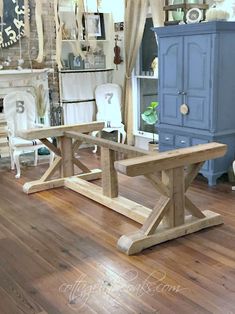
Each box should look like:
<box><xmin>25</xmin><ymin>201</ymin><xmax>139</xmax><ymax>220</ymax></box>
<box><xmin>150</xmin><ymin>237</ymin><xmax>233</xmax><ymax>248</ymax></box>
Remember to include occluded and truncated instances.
<box><xmin>0</xmin><ymin>68</ymin><xmax>53</xmax><ymax>76</ymax></box>
<box><xmin>0</xmin><ymin>68</ymin><xmax>52</xmax><ymax>125</ymax></box>
<box><xmin>0</xmin><ymin>69</ymin><xmax>52</xmax><ymax>89</ymax></box>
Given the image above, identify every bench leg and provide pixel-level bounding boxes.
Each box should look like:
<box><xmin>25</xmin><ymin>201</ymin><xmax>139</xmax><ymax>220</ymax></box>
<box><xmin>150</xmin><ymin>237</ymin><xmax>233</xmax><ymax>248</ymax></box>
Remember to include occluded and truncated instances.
<box><xmin>117</xmin><ymin>164</ymin><xmax>223</xmax><ymax>255</ymax></box>
<box><xmin>117</xmin><ymin>210</ymin><xmax>223</xmax><ymax>255</ymax></box>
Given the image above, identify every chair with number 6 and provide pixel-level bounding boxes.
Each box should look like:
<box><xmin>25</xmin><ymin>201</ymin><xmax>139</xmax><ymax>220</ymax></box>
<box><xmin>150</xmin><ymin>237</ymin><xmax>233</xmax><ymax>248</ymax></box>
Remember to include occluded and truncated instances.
<box><xmin>3</xmin><ymin>91</ymin><xmax>53</xmax><ymax>178</ymax></box>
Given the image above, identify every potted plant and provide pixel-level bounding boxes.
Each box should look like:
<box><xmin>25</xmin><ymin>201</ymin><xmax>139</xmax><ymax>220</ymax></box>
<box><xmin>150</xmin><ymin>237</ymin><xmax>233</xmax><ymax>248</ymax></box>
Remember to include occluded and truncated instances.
<box><xmin>141</xmin><ymin>101</ymin><xmax>159</xmax><ymax>151</ymax></box>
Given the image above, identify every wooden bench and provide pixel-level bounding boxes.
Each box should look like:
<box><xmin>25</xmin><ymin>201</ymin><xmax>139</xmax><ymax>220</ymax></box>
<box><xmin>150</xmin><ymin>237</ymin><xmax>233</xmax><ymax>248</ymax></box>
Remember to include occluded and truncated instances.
<box><xmin>18</xmin><ymin>123</ymin><xmax>227</xmax><ymax>255</ymax></box>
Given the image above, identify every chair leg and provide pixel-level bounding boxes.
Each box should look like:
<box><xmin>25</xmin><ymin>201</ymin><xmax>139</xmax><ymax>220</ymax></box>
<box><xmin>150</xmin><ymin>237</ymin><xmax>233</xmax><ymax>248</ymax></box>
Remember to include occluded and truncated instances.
<box><xmin>49</xmin><ymin>151</ymin><xmax>54</xmax><ymax>165</ymax></box>
<box><xmin>34</xmin><ymin>149</ymin><xmax>38</xmax><ymax>166</ymax></box>
<box><xmin>93</xmin><ymin>145</ymin><xmax>98</xmax><ymax>154</ymax></box>
<box><xmin>117</xmin><ymin>131</ymin><xmax>121</xmax><ymax>143</ymax></box>
<box><xmin>232</xmin><ymin>161</ymin><xmax>235</xmax><ymax>190</ymax></box>
<box><xmin>13</xmin><ymin>150</ymin><xmax>21</xmax><ymax>178</ymax></box>
<box><xmin>10</xmin><ymin>148</ymin><xmax>15</xmax><ymax>170</ymax></box>
<box><xmin>121</xmin><ymin>129</ymin><xmax>127</xmax><ymax>144</ymax></box>
<box><xmin>92</xmin><ymin>130</ymin><xmax>100</xmax><ymax>153</ymax></box>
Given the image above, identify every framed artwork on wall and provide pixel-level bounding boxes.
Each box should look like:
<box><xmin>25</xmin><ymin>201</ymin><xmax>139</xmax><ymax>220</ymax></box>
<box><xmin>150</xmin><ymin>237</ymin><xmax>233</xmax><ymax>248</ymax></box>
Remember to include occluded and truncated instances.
<box><xmin>114</xmin><ymin>22</ymin><xmax>124</xmax><ymax>32</ymax></box>
<box><xmin>68</xmin><ymin>53</ymin><xmax>84</xmax><ymax>70</ymax></box>
<box><xmin>82</xmin><ymin>13</ymin><xmax>105</xmax><ymax>40</ymax></box>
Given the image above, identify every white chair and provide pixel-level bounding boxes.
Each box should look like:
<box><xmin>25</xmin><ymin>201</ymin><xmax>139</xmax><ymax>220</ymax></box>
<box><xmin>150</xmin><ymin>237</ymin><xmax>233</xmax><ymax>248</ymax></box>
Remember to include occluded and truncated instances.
<box><xmin>92</xmin><ymin>83</ymin><xmax>126</xmax><ymax>153</ymax></box>
<box><xmin>3</xmin><ymin>91</ymin><xmax>53</xmax><ymax>178</ymax></box>
<box><xmin>232</xmin><ymin>160</ymin><xmax>235</xmax><ymax>190</ymax></box>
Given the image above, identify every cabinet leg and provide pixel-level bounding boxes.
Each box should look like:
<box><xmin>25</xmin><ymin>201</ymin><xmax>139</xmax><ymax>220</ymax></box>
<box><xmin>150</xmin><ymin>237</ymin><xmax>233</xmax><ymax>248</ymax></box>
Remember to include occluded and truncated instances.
<box><xmin>202</xmin><ymin>173</ymin><xmax>222</xmax><ymax>186</ymax></box>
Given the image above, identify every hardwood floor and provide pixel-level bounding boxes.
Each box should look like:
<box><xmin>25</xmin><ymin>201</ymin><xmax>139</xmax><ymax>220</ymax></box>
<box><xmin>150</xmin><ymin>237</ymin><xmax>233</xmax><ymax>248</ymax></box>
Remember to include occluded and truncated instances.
<box><xmin>0</xmin><ymin>149</ymin><xmax>235</xmax><ymax>314</ymax></box>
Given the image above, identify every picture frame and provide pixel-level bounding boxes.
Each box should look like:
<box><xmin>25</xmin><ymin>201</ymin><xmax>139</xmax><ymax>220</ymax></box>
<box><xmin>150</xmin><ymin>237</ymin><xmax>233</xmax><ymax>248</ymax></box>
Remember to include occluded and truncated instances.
<box><xmin>68</xmin><ymin>53</ymin><xmax>84</xmax><ymax>70</ymax></box>
<box><xmin>114</xmin><ymin>22</ymin><xmax>124</xmax><ymax>32</ymax></box>
<box><xmin>82</xmin><ymin>13</ymin><xmax>105</xmax><ymax>40</ymax></box>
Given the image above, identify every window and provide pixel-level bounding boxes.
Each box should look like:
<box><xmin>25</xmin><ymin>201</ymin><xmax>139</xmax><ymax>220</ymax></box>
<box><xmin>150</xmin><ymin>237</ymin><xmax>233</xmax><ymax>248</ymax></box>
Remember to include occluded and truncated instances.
<box><xmin>133</xmin><ymin>16</ymin><xmax>158</xmax><ymax>138</ymax></box>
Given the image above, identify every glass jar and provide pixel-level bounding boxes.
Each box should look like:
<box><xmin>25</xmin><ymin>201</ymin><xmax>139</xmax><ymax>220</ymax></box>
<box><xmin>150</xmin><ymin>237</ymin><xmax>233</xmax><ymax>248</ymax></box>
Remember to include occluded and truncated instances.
<box><xmin>172</xmin><ymin>0</ymin><xmax>200</xmax><ymax>21</ymax></box>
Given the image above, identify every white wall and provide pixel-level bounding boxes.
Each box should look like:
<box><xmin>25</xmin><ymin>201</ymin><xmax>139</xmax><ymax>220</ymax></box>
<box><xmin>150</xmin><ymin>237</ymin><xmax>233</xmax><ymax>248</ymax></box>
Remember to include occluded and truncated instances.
<box><xmin>83</xmin><ymin>0</ymin><xmax>126</xmax><ymax>86</ymax></box>
<box><xmin>106</xmin><ymin>1</ymin><xmax>125</xmax><ymax>87</ymax></box>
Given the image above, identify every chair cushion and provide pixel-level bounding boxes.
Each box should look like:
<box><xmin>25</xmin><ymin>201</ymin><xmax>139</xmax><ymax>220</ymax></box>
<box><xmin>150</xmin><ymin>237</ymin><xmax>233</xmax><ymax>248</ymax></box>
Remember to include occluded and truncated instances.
<box><xmin>3</xmin><ymin>91</ymin><xmax>37</xmax><ymax>137</ymax></box>
<box><xmin>95</xmin><ymin>83</ymin><xmax>123</xmax><ymax>127</ymax></box>
<box><xmin>10</xmin><ymin>137</ymin><xmax>42</xmax><ymax>148</ymax></box>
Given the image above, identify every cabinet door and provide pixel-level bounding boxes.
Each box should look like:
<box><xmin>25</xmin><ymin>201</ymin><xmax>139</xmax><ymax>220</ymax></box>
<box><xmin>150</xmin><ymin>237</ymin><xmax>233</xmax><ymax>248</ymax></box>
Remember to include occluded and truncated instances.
<box><xmin>159</xmin><ymin>36</ymin><xmax>183</xmax><ymax>126</ymax></box>
<box><xmin>183</xmin><ymin>35</ymin><xmax>212</xmax><ymax>130</ymax></box>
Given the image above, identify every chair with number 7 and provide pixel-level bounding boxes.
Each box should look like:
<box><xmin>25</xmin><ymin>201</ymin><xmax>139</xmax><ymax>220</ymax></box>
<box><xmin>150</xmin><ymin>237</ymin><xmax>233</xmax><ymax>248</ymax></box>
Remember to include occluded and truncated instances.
<box><xmin>92</xmin><ymin>83</ymin><xmax>126</xmax><ymax>153</ymax></box>
<box><xmin>3</xmin><ymin>91</ymin><xmax>53</xmax><ymax>178</ymax></box>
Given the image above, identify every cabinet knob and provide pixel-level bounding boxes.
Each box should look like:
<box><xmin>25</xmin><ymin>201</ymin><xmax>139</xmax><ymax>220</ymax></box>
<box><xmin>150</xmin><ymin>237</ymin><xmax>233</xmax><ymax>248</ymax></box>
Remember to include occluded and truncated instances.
<box><xmin>180</xmin><ymin>104</ymin><xmax>189</xmax><ymax>115</ymax></box>
<box><xmin>178</xmin><ymin>91</ymin><xmax>187</xmax><ymax>95</ymax></box>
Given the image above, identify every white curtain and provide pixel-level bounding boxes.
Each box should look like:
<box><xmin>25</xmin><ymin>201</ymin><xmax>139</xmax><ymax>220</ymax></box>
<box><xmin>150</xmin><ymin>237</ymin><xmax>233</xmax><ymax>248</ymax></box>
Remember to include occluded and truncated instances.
<box><xmin>61</xmin><ymin>71</ymin><xmax>112</xmax><ymax>100</ymax></box>
<box><xmin>61</xmin><ymin>71</ymin><xmax>112</xmax><ymax>124</ymax></box>
<box><xmin>149</xmin><ymin>0</ymin><xmax>165</xmax><ymax>27</ymax></box>
<box><xmin>124</xmin><ymin>0</ymin><xmax>149</xmax><ymax>145</ymax></box>
<box><xmin>63</xmin><ymin>101</ymin><xmax>95</xmax><ymax>125</ymax></box>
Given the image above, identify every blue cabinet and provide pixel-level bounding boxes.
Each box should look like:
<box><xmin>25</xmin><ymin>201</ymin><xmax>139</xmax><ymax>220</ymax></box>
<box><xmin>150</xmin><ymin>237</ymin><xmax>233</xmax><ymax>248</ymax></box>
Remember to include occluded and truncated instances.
<box><xmin>154</xmin><ymin>22</ymin><xmax>235</xmax><ymax>185</ymax></box>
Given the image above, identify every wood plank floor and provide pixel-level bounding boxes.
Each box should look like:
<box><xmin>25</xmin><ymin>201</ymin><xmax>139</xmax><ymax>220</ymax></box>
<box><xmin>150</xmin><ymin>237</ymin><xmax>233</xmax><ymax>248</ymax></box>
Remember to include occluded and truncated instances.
<box><xmin>0</xmin><ymin>149</ymin><xmax>235</xmax><ymax>314</ymax></box>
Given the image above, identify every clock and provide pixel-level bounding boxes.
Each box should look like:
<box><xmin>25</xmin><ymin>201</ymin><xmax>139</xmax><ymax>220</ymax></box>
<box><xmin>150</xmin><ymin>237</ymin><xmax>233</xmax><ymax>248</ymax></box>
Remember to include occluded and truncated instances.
<box><xmin>0</xmin><ymin>0</ymin><xmax>30</xmax><ymax>48</ymax></box>
<box><xmin>186</xmin><ymin>8</ymin><xmax>203</xmax><ymax>24</ymax></box>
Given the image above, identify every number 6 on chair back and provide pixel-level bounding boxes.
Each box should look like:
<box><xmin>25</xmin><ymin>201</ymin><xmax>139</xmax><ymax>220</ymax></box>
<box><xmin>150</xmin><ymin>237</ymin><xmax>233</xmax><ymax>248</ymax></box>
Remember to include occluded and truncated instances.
<box><xmin>92</xmin><ymin>83</ymin><xmax>126</xmax><ymax>153</ymax></box>
<box><xmin>3</xmin><ymin>91</ymin><xmax>53</xmax><ymax>178</ymax></box>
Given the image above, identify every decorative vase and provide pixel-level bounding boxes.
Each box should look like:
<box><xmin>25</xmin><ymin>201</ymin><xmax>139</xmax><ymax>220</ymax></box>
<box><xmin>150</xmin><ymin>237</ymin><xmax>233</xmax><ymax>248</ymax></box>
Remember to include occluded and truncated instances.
<box><xmin>206</xmin><ymin>1</ymin><xmax>230</xmax><ymax>22</ymax></box>
<box><xmin>148</xmin><ymin>141</ymin><xmax>159</xmax><ymax>152</ymax></box>
<box><xmin>172</xmin><ymin>0</ymin><xmax>199</xmax><ymax>21</ymax></box>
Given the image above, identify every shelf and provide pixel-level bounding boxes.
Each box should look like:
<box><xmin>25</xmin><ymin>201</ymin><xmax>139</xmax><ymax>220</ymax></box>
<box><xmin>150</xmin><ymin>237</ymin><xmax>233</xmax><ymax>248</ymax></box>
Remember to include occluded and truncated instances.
<box><xmin>61</xmin><ymin>99</ymin><xmax>95</xmax><ymax>104</ymax></box>
<box><xmin>134</xmin><ymin>130</ymin><xmax>159</xmax><ymax>141</ymax></box>
<box><xmin>164</xmin><ymin>4</ymin><xmax>208</xmax><ymax>11</ymax></box>
<box><xmin>62</xmin><ymin>39</ymin><xmax>109</xmax><ymax>42</ymax></box>
<box><xmin>135</xmin><ymin>75</ymin><xmax>158</xmax><ymax>80</ymax></box>
<box><xmin>60</xmin><ymin>68</ymin><xmax>114</xmax><ymax>73</ymax></box>
<box><xmin>0</xmin><ymin>69</ymin><xmax>52</xmax><ymax>76</ymax></box>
